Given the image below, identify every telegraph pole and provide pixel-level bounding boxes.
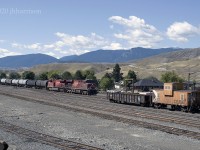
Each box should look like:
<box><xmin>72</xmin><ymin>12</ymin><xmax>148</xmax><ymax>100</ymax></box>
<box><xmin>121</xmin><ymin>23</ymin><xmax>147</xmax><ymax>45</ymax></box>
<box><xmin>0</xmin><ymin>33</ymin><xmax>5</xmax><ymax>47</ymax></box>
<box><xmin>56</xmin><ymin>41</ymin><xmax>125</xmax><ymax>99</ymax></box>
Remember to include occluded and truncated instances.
<box><xmin>188</xmin><ymin>72</ymin><xmax>195</xmax><ymax>90</ymax></box>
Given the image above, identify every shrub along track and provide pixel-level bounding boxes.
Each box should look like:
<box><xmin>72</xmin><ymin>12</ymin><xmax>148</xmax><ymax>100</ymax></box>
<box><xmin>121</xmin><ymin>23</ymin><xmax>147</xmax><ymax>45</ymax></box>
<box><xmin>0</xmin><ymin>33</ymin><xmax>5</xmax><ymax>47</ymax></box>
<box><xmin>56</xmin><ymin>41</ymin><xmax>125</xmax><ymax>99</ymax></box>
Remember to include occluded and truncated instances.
<box><xmin>0</xmin><ymin>85</ymin><xmax>200</xmax><ymax>141</ymax></box>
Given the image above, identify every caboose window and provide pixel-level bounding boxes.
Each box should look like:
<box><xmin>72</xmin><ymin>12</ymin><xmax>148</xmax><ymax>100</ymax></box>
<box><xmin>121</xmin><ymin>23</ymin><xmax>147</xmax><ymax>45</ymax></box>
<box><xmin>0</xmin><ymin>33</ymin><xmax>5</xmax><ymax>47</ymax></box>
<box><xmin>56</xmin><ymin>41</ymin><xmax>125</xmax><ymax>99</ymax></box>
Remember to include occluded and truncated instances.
<box><xmin>180</xmin><ymin>94</ymin><xmax>184</xmax><ymax>101</ymax></box>
<box><xmin>165</xmin><ymin>86</ymin><xmax>170</xmax><ymax>90</ymax></box>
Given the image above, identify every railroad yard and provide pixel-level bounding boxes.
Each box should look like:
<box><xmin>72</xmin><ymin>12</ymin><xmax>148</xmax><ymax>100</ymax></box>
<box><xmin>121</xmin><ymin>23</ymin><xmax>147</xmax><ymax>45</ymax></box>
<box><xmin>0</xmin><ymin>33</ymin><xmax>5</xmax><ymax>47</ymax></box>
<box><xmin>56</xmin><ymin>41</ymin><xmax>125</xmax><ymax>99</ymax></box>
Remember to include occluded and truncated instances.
<box><xmin>0</xmin><ymin>85</ymin><xmax>200</xmax><ymax>150</ymax></box>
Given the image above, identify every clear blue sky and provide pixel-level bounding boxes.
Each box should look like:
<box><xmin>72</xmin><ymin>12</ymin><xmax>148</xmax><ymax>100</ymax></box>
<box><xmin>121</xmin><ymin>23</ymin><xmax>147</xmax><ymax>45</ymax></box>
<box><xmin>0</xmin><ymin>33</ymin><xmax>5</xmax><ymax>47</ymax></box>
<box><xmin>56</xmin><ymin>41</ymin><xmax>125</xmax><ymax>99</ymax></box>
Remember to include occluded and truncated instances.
<box><xmin>0</xmin><ymin>0</ymin><xmax>200</xmax><ymax>58</ymax></box>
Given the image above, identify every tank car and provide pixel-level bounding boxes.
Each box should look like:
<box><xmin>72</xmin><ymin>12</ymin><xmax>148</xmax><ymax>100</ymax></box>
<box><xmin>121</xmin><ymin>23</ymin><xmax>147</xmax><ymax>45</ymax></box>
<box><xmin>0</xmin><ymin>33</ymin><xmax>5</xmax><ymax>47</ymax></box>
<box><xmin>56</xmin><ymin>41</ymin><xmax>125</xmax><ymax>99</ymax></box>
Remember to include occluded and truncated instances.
<box><xmin>11</xmin><ymin>79</ymin><xmax>19</xmax><ymax>86</ymax></box>
<box><xmin>18</xmin><ymin>79</ymin><xmax>28</xmax><ymax>87</ymax></box>
<box><xmin>26</xmin><ymin>80</ymin><xmax>37</xmax><ymax>88</ymax></box>
<box><xmin>35</xmin><ymin>80</ymin><xmax>48</xmax><ymax>89</ymax></box>
<box><xmin>0</xmin><ymin>78</ymin><xmax>6</xmax><ymax>85</ymax></box>
<box><xmin>5</xmin><ymin>79</ymin><xmax>12</xmax><ymax>85</ymax></box>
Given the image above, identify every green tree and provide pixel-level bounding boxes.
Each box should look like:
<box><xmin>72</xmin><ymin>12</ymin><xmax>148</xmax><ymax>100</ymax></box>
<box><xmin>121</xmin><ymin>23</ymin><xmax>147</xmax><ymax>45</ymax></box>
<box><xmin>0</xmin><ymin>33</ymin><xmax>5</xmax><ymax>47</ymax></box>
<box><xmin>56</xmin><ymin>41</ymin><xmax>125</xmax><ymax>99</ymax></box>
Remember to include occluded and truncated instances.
<box><xmin>145</xmin><ymin>76</ymin><xmax>158</xmax><ymax>80</ymax></box>
<box><xmin>103</xmin><ymin>73</ymin><xmax>112</xmax><ymax>78</ymax></box>
<box><xmin>0</xmin><ymin>72</ymin><xmax>6</xmax><ymax>78</ymax></box>
<box><xmin>9</xmin><ymin>72</ymin><xmax>21</xmax><ymax>79</ymax></box>
<box><xmin>47</xmin><ymin>71</ymin><xmax>61</xmax><ymax>80</ymax></box>
<box><xmin>112</xmin><ymin>63</ymin><xmax>123</xmax><ymax>82</ymax></box>
<box><xmin>99</xmin><ymin>77</ymin><xmax>114</xmax><ymax>91</ymax></box>
<box><xmin>74</xmin><ymin>70</ymin><xmax>84</xmax><ymax>80</ymax></box>
<box><xmin>83</xmin><ymin>70</ymin><xmax>96</xmax><ymax>80</ymax></box>
<box><xmin>125</xmin><ymin>70</ymin><xmax>137</xmax><ymax>82</ymax></box>
<box><xmin>49</xmin><ymin>73</ymin><xmax>60</xmax><ymax>79</ymax></box>
<box><xmin>161</xmin><ymin>71</ymin><xmax>184</xmax><ymax>83</ymax></box>
<box><xmin>22</xmin><ymin>71</ymin><xmax>35</xmax><ymax>79</ymax></box>
<box><xmin>62</xmin><ymin>71</ymin><xmax>72</xmax><ymax>80</ymax></box>
<box><xmin>86</xmin><ymin>73</ymin><xmax>97</xmax><ymax>80</ymax></box>
<box><xmin>38</xmin><ymin>72</ymin><xmax>48</xmax><ymax>80</ymax></box>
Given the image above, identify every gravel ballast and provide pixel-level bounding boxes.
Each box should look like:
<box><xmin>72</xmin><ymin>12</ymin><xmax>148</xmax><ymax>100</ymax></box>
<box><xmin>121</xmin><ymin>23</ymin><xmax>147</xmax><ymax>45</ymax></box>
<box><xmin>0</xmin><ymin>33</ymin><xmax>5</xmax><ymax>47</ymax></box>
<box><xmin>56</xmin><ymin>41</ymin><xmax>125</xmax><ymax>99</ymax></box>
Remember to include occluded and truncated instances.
<box><xmin>0</xmin><ymin>94</ymin><xmax>199</xmax><ymax>150</ymax></box>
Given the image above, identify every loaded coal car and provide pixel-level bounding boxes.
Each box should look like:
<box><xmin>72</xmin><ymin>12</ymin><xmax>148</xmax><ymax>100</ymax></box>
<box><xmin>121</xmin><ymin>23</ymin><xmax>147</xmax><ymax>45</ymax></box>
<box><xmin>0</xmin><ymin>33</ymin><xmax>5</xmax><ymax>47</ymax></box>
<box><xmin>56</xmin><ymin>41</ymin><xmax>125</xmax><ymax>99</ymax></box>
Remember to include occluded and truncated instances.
<box><xmin>152</xmin><ymin>82</ymin><xmax>200</xmax><ymax>112</ymax></box>
<box><xmin>35</xmin><ymin>80</ymin><xmax>48</xmax><ymax>89</ymax></box>
<box><xmin>107</xmin><ymin>90</ymin><xmax>152</xmax><ymax>106</ymax></box>
<box><xmin>26</xmin><ymin>80</ymin><xmax>37</xmax><ymax>88</ymax></box>
<box><xmin>69</xmin><ymin>80</ymin><xmax>98</xmax><ymax>95</ymax></box>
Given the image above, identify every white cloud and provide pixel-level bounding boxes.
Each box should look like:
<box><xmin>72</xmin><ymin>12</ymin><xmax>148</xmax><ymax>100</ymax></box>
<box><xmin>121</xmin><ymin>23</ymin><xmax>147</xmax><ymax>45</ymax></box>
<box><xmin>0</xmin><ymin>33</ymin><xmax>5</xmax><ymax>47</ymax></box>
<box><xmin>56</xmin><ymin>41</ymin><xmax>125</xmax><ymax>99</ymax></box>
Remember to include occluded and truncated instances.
<box><xmin>12</xmin><ymin>42</ymin><xmax>41</xmax><ymax>50</ymax></box>
<box><xmin>109</xmin><ymin>16</ymin><xmax>156</xmax><ymax>31</ymax></box>
<box><xmin>44</xmin><ymin>52</ymin><xmax>56</xmax><ymax>57</ymax></box>
<box><xmin>26</xmin><ymin>43</ymin><xmax>41</xmax><ymax>50</ymax></box>
<box><xmin>12</xmin><ymin>42</ymin><xmax>22</xmax><ymax>48</ymax></box>
<box><xmin>43</xmin><ymin>32</ymin><xmax>109</xmax><ymax>55</ymax></box>
<box><xmin>167</xmin><ymin>21</ymin><xmax>200</xmax><ymax>42</ymax></box>
<box><xmin>109</xmin><ymin>16</ymin><xmax>163</xmax><ymax>48</ymax></box>
<box><xmin>43</xmin><ymin>44</ymin><xmax>54</xmax><ymax>49</ymax></box>
<box><xmin>0</xmin><ymin>48</ymin><xmax>21</xmax><ymax>58</ymax></box>
<box><xmin>103</xmin><ymin>42</ymin><xmax>122</xmax><ymax>50</ymax></box>
<box><xmin>10</xmin><ymin>32</ymin><xmax>111</xmax><ymax>57</ymax></box>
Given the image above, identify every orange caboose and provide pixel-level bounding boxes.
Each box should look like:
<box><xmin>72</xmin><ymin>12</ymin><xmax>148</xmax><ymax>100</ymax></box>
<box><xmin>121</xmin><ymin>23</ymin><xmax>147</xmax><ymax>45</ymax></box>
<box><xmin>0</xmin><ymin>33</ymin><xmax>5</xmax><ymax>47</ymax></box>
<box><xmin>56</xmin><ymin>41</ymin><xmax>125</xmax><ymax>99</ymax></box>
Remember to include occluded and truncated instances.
<box><xmin>153</xmin><ymin>83</ymin><xmax>200</xmax><ymax>112</ymax></box>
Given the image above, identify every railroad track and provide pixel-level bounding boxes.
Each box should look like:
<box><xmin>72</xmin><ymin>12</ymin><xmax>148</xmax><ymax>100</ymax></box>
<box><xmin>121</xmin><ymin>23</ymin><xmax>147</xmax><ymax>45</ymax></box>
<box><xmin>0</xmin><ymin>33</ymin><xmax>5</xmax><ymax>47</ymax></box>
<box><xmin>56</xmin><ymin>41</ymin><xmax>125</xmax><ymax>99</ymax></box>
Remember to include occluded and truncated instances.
<box><xmin>1</xmin><ymin>86</ymin><xmax>200</xmax><ymax>127</ymax></box>
<box><xmin>33</xmin><ymin>89</ymin><xmax>200</xmax><ymax>129</ymax></box>
<box><xmin>0</xmin><ymin>120</ymin><xmax>102</xmax><ymax>150</ymax></box>
<box><xmin>29</xmin><ymin>87</ymin><xmax>200</xmax><ymax>119</ymax></box>
<box><xmin>1</xmin><ymin>86</ymin><xmax>200</xmax><ymax>126</ymax></box>
<box><xmin>0</xmin><ymin>86</ymin><xmax>200</xmax><ymax>140</ymax></box>
<box><xmin>6</xmin><ymin>86</ymin><xmax>200</xmax><ymax>118</ymax></box>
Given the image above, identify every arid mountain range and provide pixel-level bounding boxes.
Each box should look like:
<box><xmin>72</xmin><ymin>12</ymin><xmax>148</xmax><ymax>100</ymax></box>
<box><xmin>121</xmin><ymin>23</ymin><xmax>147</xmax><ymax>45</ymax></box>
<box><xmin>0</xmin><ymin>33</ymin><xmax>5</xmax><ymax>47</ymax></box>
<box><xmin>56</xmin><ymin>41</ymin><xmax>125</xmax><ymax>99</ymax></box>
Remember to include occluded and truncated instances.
<box><xmin>1</xmin><ymin>47</ymin><xmax>199</xmax><ymax>81</ymax></box>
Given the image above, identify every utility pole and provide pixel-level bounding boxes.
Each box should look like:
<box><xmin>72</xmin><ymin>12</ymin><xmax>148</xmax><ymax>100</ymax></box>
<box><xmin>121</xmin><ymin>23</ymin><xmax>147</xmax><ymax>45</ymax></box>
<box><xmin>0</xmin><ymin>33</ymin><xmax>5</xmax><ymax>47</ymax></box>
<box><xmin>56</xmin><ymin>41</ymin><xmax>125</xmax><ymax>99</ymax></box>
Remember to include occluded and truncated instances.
<box><xmin>188</xmin><ymin>72</ymin><xmax>195</xmax><ymax>90</ymax></box>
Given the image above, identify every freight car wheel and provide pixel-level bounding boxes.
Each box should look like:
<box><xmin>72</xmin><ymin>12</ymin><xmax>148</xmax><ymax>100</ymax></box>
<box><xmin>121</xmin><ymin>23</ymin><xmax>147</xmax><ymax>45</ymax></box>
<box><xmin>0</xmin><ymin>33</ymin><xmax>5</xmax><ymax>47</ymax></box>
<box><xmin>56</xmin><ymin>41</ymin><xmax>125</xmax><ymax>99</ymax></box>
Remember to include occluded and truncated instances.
<box><xmin>188</xmin><ymin>106</ymin><xmax>196</xmax><ymax>113</ymax></box>
<box><xmin>140</xmin><ymin>103</ymin><xmax>145</xmax><ymax>107</ymax></box>
<box><xmin>153</xmin><ymin>103</ymin><xmax>160</xmax><ymax>109</ymax></box>
<box><xmin>109</xmin><ymin>99</ymin><xmax>114</xmax><ymax>103</ymax></box>
<box><xmin>181</xmin><ymin>107</ymin><xmax>188</xmax><ymax>112</ymax></box>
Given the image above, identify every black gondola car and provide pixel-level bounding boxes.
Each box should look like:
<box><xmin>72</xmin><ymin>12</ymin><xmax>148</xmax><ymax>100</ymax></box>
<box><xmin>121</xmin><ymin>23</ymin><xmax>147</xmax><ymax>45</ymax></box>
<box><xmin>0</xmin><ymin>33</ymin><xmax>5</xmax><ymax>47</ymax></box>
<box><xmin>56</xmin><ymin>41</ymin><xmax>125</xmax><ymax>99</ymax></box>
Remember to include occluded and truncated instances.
<box><xmin>107</xmin><ymin>91</ymin><xmax>152</xmax><ymax>107</ymax></box>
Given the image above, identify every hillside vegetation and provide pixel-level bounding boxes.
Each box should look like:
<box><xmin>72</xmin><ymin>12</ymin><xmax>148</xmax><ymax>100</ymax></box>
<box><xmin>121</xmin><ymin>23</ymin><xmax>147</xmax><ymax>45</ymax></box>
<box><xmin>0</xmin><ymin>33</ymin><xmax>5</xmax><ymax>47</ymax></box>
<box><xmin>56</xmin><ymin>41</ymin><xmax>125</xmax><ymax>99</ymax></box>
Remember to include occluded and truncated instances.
<box><xmin>30</xmin><ymin>63</ymin><xmax>122</xmax><ymax>75</ymax></box>
<box><xmin>28</xmin><ymin>48</ymin><xmax>200</xmax><ymax>82</ymax></box>
<box><xmin>128</xmin><ymin>48</ymin><xmax>200</xmax><ymax>81</ymax></box>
